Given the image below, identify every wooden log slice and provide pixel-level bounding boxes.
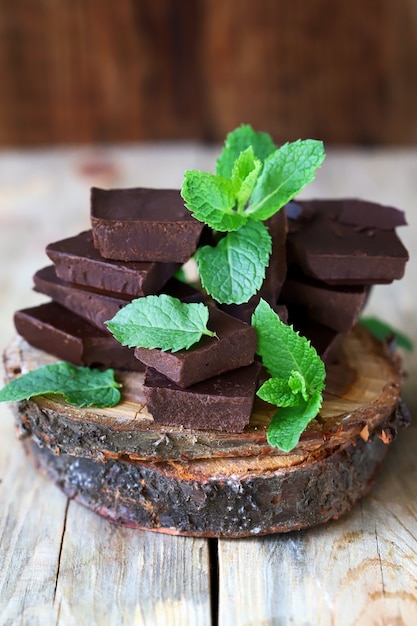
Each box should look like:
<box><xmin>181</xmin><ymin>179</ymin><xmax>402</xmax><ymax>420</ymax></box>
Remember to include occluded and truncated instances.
<box><xmin>24</xmin><ymin>398</ymin><xmax>408</xmax><ymax>537</ymax></box>
<box><xmin>5</xmin><ymin>326</ymin><xmax>404</xmax><ymax>464</ymax></box>
<box><xmin>3</xmin><ymin>325</ymin><xmax>410</xmax><ymax>536</ymax></box>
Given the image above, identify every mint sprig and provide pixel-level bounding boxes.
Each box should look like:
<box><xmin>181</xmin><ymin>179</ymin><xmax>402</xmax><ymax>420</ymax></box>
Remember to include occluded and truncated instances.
<box><xmin>181</xmin><ymin>125</ymin><xmax>325</xmax><ymax>304</ymax></box>
<box><xmin>252</xmin><ymin>299</ymin><xmax>326</xmax><ymax>452</ymax></box>
<box><xmin>106</xmin><ymin>294</ymin><xmax>215</xmax><ymax>352</ymax></box>
<box><xmin>0</xmin><ymin>362</ymin><xmax>121</xmax><ymax>408</ymax></box>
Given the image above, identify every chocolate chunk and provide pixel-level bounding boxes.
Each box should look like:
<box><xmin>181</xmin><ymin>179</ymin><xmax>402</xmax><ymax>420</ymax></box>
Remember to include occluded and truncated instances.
<box><xmin>287</xmin><ymin>307</ymin><xmax>343</xmax><ymax>363</ymax></box>
<box><xmin>287</xmin><ymin>199</ymin><xmax>409</xmax><ymax>284</ymax></box>
<box><xmin>135</xmin><ymin>306</ymin><xmax>257</xmax><ymax>388</ymax></box>
<box><xmin>90</xmin><ymin>187</ymin><xmax>204</xmax><ymax>263</ymax></box>
<box><xmin>33</xmin><ymin>266</ymin><xmax>128</xmax><ymax>332</ymax></box>
<box><xmin>221</xmin><ymin>209</ymin><xmax>288</xmax><ymax>322</ymax></box>
<box><xmin>338</xmin><ymin>199</ymin><xmax>407</xmax><ymax>230</ymax></box>
<box><xmin>281</xmin><ymin>271</ymin><xmax>369</xmax><ymax>332</ymax></box>
<box><xmin>144</xmin><ymin>362</ymin><xmax>262</xmax><ymax>432</ymax></box>
<box><xmin>160</xmin><ymin>277</ymin><xmax>205</xmax><ymax>304</ymax></box>
<box><xmin>46</xmin><ymin>230</ymin><xmax>180</xmax><ymax>298</ymax></box>
<box><xmin>14</xmin><ymin>302</ymin><xmax>143</xmax><ymax>371</ymax></box>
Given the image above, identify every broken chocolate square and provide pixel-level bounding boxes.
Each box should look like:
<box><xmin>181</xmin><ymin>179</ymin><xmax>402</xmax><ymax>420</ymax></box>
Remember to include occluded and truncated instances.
<box><xmin>281</xmin><ymin>270</ymin><xmax>369</xmax><ymax>333</ymax></box>
<box><xmin>90</xmin><ymin>187</ymin><xmax>204</xmax><ymax>263</ymax></box>
<box><xmin>46</xmin><ymin>230</ymin><xmax>180</xmax><ymax>298</ymax></box>
<box><xmin>144</xmin><ymin>361</ymin><xmax>262</xmax><ymax>432</ymax></box>
<box><xmin>135</xmin><ymin>306</ymin><xmax>257</xmax><ymax>388</ymax></box>
<box><xmin>14</xmin><ymin>302</ymin><xmax>144</xmax><ymax>370</ymax></box>
<box><xmin>33</xmin><ymin>266</ymin><xmax>128</xmax><ymax>332</ymax></box>
<box><xmin>286</xmin><ymin>199</ymin><xmax>408</xmax><ymax>284</ymax></box>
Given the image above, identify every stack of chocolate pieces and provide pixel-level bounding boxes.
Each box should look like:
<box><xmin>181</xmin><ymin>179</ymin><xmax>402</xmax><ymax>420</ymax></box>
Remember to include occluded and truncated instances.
<box><xmin>14</xmin><ymin>188</ymin><xmax>409</xmax><ymax>435</ymax></box>
<box><xmin>281</xmin><ymin>198</ymin><xmax>408</xmax><ymax>360</ymax></box>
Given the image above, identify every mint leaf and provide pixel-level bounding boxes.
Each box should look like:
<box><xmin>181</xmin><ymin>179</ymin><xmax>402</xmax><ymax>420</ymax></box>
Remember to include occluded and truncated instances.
<box><xmin>257</xmin><ymin>377</ymin><xmax>302</xmax><ymax>407</ymax></box>
<box><xmin>106</xmin><ymin>294</ymin><xmax>215</xmax><ymax>352</ymax></box>
<box><xmin>267</xmin><ymin>390</ymin><xmax>323</xmax><ymax>452</ymax></box>
<box><xmin>197</xmin><ymin>221</ymin><xmax>272</xmax><ymax>304</ymax></box>
<box><xmin>216</xmin><ymin>124</ymin><xmax>276</xmax><ymax>178</ymax></box>
<box><xmin>181</xmin><ymin>170</ymin><xmax>246</xmax><ymax>232</ymax></box>
<box><xmin>230</xmin><ymin>147</ymin><xmax>262</xmax><ymax>211</ymax></box>
<box><xmin>246</xmin><ymin>139</ymin><xmax>325</xmax><ymax>221</ymax></box>
<box><xmin>360</xmin><ymin>316</ymin><xmax>413</xmax><ymax>351</ymax></box>
<box><xmin>0</xmin><ymin>362</ymin><xmax>121</xmax><ymax>408</ymax></box>
<box><xmin>288</xmin><ymin>370</ymin><xmax>309</xmax><ymax>401</ymax></box>
<box><xmin>251</xmin><ymin>299</ymin><xmax>325</xmax><ymax>391</ymax></box>
<box><xmin>252</xmin><ymin>300</ymin><xmax>326</xmax><ymax>452</ymax></box>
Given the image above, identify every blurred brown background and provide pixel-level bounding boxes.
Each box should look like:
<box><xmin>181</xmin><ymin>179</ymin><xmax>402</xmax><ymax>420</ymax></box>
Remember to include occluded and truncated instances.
<box><xmin>0</xmin><ymin>0</ymin><xmax>416</xmax><ymax>147</ymax></box>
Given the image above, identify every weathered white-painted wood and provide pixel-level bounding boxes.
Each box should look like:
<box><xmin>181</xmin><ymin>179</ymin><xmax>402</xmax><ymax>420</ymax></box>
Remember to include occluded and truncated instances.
<box><xmin>54</xmin><ymin>506</ymin><xmax>211</xmax><ymax>626</ymax></box>
<box><xmin>217</xmin><ymin>422</ymin><xmax>417</xmax><ymax>625</ymax></box>
<box><xmin>0</xmin><ymin>410</ymin><xmax>212</xmax><ymax>626</ymax></box>
<box><xmin>0</xmin><ymin>411</ymin><xmax>63</xmax><ymax>625</ymax></box>
<box><xmin>1</xmin><ymin>145</ymin><xmax>416</xmax><ymax>624</ymax></box>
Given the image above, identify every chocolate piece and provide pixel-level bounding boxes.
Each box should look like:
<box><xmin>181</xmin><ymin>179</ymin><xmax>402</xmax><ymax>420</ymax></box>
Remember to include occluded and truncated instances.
<box><xmin>288</xmin><ymin>307</ymin><xmax>343</xmax><ymax>363</ymax></box>
<box><xmin>281</xmin><ymin>271</ymin><xmax>369</xmax><ymax>332</ymax></box>
<box><xmin>90</xmin><ymin>187</ymin><xmax>204</xmax><ymax>263</ymax></box>
<box><xmin>287</xmin><ymin>199</ymin><xmax>409</xmax><ymax>284</ymax></box>
<box><xmin>338</xmin><ymin>199</ymin><xmax>407</xmax><ymax>230</ymax></box>
<box><xmin>33</xmin><ymin>266</ymin><xmax>128</xmax><ymax>332</ymax></box>
<box><xmin>14</xmin><ymin>302</ymin><xmax>143</xmax><ymax>370</ymax></box>
<box><xmin>135</xmin><ymin>306</ymin><xmax>257</xmax><ymax>388</ymax></box>
<box><xmin>221</xmin><ymin>209</ymin><xmax>288</xmax><ymax>322</ymax></box>
<box><xmin>160</xmin><ymin>277</ymin><xmax>205</xmax><ymax>304</ymax></box>
<box><xmin>144</xmin><ymin>362</ymin><xmax>262</xmax><ymax>432</ymax></box>
<box><xmin>46</xmin><ymin>230</ymin><xmax>180</xmax><ymax>298</ymax></box>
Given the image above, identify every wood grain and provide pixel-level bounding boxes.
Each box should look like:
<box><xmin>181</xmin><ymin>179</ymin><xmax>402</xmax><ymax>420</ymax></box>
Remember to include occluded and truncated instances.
<box><xmin>0</xmin><ymin>145</ymin><xmax>416</xmax><ymax>623</ymax></box>
<box><xmin>0</xmin><ymin>1</ymin><xmax>416</xmax><ymax>145</ymax></box>
<box><xmin>217</xmin><ymin>422</ymin><xmax>417</xmax><ymax>625</ymax></box>
<box><xmin>6</xmin><ymin>325</ymin><xmax>404</xmax><ymax>464</ymax></box>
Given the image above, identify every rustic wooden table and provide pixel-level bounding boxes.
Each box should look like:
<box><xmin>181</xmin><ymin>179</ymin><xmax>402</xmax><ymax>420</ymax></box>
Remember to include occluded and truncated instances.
<box><xmin>0</xmin><ymin>145</ymin><xmax>416</xmax><ymax>625</ymax></box>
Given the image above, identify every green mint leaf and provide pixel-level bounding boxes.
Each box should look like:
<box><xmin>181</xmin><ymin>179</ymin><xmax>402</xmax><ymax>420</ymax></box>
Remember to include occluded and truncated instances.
<box><xmin>251</xmin><ymin>299</ymin><xmax>326</xmax><ymax>392</ymax></box>
<box><xmin>181</xmin><ymin>170</ymin><xmax>246</xmax><ymax>232</ymax></box>
<box><xmin>288</xmin><ymin>370</ymin><xmax>309</xmax><ymax>401</ymax></box>
<box><xmin>106</xmin><ymin>294</ymin><xmax>215</xmax><ymax>352</ymax></box>
<box><xmin>266</xmin><ymin>390</ymin><xmax>323</xmax><ymax>452</ymax></box>
<box><xmin>257</xmin><ymin>377</ymin><xmax>302</xmax><ymax>407</ymax></box>
<box><xmin>216</xmin><ymin>124</ymin><xmax>276</xmax><ymax>178</ymax></box>
<box><xmin>197</xmin><ymin>221</ymin><xmax>272</xmax><ymax>304</ymax></box>
<box><xmin>246</xmin><ymin>139</ymin><xmax>326</xmax><ymax>221</ymax></box>
<box><xmin>230</xmin><ymin>147</ymin><xmax>262</xmax><ymax>210</ymax></box>
<box><xmin>0</xmin><ymin>362</ymin><xmax>121</xmax><ymax>408</ymax></box>
<box><xmin>360</xmin><ymin>316</ymin><xmax>413</xmax><ymax>351</ymax></box>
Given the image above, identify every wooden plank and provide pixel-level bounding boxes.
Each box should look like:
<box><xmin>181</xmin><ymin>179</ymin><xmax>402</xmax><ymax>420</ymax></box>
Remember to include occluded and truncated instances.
<box><xmin>54</xmin><ymin>507</ymin><xmax>212</xmax><ymax>625</ymax></box>
<box><xmin>0</xmin><ymin>410</ymin><xmax>212</xmax><ymax>625</ymax></box>
<box><xmin>217</xmin><ymin>422</ymin><xmax>417</xmax><ymax>625</ymax></box>
<box><xmin>0</xmin><ymin>1</ymin><xmax>417</xmax><ymax>145</ymax></box>
<box><xmin>0</xmin><ymin>146</ymin><xmax>416</xmax><ymax>623</ymax></box>
<box><xmin>0</xmin><ymin>411</ymin><xmax>63</xmax><ymax>624</ymax></box>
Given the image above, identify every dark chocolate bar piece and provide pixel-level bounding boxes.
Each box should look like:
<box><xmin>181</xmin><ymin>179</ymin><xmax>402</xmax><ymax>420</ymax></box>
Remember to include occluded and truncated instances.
<box><xmin>144</xmin><ymin>361</ymin><xmax>262</xmax><ymax>432</ymax></box>
<box><xmin>14</xmin><ymin>302</ymin><xmax>143</xmax><ymax>371</ymax></box>
<box><xmin>281</xmin><ymin>272</ymin><xmax>369</xmax><ymax>333</ymax></box>
<box><xmin>287</xmin><ymin>308</ymin><xmax>343</xmax><ymax>364</ymax></box>
<box><xmin>287</xmin><ymin>199</ymin><xmax>409</xmax><ymax>284</ymax></box>
<box><xmin>33</xmin><ymin>266</ymin><xmax>128</xmax><ymax>332</ymax></box>
<box><xmin>46</xmin><ymin>230</ymin><xmax>180</xmax><ymax>298</ymax></box>
<box><xmin>135</xmin><ymin>306</ymin><xmax>257</xmax><ymax>388</ymax></box>
<box><xmin>90</xmin><ymin>187</ymin><xmax>204</xmax><ymax>263</ymax></box>
<box><xmin>221</xmin><ymin>209</ymin><xmax>288</xmax><ymax>322</ymax></box>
